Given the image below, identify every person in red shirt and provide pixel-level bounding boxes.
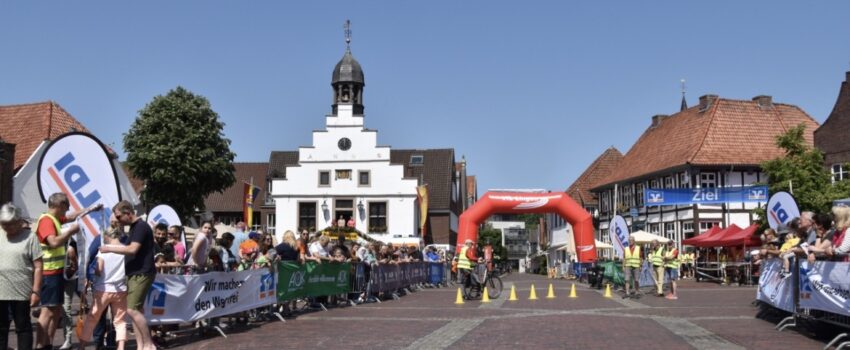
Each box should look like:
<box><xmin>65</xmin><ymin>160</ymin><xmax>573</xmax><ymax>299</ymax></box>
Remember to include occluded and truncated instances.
<box><xmin>35</xmin><ymin>192</ymin><xmax>101</xmax><ymax>350</ymax></box>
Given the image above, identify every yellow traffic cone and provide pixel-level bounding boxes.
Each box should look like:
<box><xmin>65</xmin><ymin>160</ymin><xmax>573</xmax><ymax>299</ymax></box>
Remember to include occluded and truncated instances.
<box><xmin>546</xmin><ymin>283</ymin><xmax>556</xmax><ymax>299</ymax></box>
<box><xmin>569</xmin><ymin>283</ymin><xmax>577</xmax><ymax>298</ymax></box>
<box><xmin>455</xmin><ymin>288</ymin><xmax>464</xmax><ymax>304</ymax></box>
<box><xmin>604</xmin><ymin>284</ymin><xmax>612</xmax><ymax>298</ymax></box>
<box><xmin>529</xmin><ymin>284</ymin><xmax>538</xmax><ymax>300</ymax></box>
<box><xmin>508</xmin><ymin>284</ymin><xmax>518</xmax><ymax>301</ymax></box>
<box><xmin>482</xmin><ymin>287</ymin><xmax>491</xmax><ymax>303</ymax></box>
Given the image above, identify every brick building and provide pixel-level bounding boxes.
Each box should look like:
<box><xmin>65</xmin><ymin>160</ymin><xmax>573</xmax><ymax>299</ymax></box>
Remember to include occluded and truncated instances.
<box><xmin>815</xmin><ymin>71</ymin><xmax>850</xmax><ymax>181</ymax></box>
<box><xmin>590</xmin><ymin>94</ymin><xmax>819</xmax><ymax>250</ymax></box>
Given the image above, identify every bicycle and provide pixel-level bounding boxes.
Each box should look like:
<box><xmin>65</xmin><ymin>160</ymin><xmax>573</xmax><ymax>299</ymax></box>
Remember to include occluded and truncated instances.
<box><xmin>461</xmin><ymin>265</ymin><xmax>503</xmax><ymax>300</ymax></box>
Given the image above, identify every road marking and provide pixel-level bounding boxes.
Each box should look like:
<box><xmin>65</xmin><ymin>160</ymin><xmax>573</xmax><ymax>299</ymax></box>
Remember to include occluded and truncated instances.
<box><xmin>654</xmin><ymin>318</ymin><xmax>744</xmax><ymax>350</ymax></box>
<box><xmin>403</xmin><ymin>319</ymin><xmax>484</xmax><ymax>350</ymax></box>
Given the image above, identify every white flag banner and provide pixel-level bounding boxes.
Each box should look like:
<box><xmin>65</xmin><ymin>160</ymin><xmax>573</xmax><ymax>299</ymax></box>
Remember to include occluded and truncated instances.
<box><xmin>37</xmin><ymin>132</ymin><xmax>121</xmax><ymax>291</ymax></box>
<box><xmin>147</xmin><ymin>204</ymin><xmax>186</xmax><ymax>260</ymax></box>
<box><xmin>799</xmin><ymin>261</ymin><xmax>850</xmax><ymax>317</ymax></box>
<box><xmin>756</xmin><ymin>259</ymin><xmax>795</xmax><ymax>312</ymax></box>
<box><xmin>609</xmin><ymin>215</ymin><xmax>629</xmax><ymax>259</ymax></box>
<box><xmin>144</xmin><ymin>269</ymin><xmax>277</xmax><ymax>324</ymax></box>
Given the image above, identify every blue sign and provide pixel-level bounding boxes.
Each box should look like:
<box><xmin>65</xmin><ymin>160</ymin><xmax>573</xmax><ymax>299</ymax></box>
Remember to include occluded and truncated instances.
<box><xmin>643</xmin><ymin>186</ymin><xmax>768</xmax><ymax>206</ymax></box>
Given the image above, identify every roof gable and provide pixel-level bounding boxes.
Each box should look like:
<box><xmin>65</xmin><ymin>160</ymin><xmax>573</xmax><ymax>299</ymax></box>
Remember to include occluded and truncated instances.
<box><xmin>815</xmin><ymin>72</ymin><xmax>850</xmax><ymax>153</ymax></box>
<box><xmin>593</xmin><ymin>96</ymin><xmax>819</xmax><ymax>188</ymax></box>
<box><xmin>566</xmin><ymin>147</ymin><xmax>623</xmax><ymax>205</ymax></box>
<box><xmin>0</xmin><ymin>101</ymin><xmax>92</xmax><ymax>171</ymax></box>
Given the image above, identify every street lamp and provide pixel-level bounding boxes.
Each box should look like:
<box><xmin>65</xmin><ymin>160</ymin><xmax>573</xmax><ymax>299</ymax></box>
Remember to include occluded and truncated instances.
<box><xmin>321</xmin><ymin>199</ymin><xmax>328</xmax><ymax>212</ymax></box>
<box><xmin>357</xmin><ymin>199</ymin><xmax>364</xmax><ymax>212</ymax></box>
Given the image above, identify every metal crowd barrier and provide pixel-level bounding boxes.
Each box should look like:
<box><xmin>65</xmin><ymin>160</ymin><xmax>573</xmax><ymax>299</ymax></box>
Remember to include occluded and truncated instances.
<box><xmin>759</xmin><ymin>258</ymin><xmax>850</xmax><ymax>349</ymax></box>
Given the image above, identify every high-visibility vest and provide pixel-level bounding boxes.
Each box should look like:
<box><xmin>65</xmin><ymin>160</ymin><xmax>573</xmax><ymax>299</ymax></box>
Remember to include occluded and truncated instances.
<box><xmin>458</xmin><ymin>246</ymin><xmax>472</xmax><ymax>270</ymax></box>
<box><xmin>623</xmin><ymin>246</ymin><xmax>641</xmax><ymax>268</ymax></box>
<box><xmin>38</xmin><ymin>214</ymin><xmax>66</xmax><ymax>271</ymax></box>
<box><xmin>650</xmin><ymin>246</ymin><xmax>665</xmax><ymax>266</ymax></box>
<box><xmin>688</xmin><ymin>253</ymin><xmax>696</xmax><ymax>264</ymax></box>
<box><xmin>665</xmin><ymin>248</ymin><xmax>679</xmax><ymax>269</ymax></box>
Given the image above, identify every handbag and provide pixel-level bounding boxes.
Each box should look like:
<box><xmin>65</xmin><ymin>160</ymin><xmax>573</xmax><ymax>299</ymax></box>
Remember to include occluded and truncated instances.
<box><xmin>75</xmin><ymin>281</ymin><xmax>91</xmax><ymax>340</ymax></box>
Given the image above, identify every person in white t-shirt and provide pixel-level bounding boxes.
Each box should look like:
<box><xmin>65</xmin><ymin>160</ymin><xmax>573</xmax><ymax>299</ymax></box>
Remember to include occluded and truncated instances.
<box><xmin>308</xmin><ymin>235</ymin><xmax>332</xmax><ymax>263</ymax></box>
<box><xmin>188</xmin><ymin>221</ymin><xmax>213</xmax><ymax>272</ymax></box>
<box><xmin>80</xmin><ymin>227</ymin><xmax>128</xmax><ymax>350</ymax></box>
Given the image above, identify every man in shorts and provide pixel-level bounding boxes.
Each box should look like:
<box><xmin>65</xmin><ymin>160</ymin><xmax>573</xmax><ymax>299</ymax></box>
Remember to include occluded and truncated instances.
<box><xmin>663</xmin><ymin>240</ymin><xmax>680</xmax><ymax>300</ymax></box>
<box><xmin>100</xmin><ymin>201</ymin><xmax>156</xmax><ymax>350</ymax></box>
<box><xmin>35</xmin><ymin>193</ymin><xmax>101</xmax><ymax>350</ymax></box>
<box><xmin>622</xmin><ymin>236</ymin><xmax>642</xmax><ymax>299</ymax></box>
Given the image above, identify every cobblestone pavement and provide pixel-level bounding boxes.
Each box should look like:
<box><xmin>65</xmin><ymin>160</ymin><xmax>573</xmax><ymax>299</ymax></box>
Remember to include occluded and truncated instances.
<box><xmin>11</xmin><ymin>274</ymin><xmax>830</xmax><ymax>349</ymax></box>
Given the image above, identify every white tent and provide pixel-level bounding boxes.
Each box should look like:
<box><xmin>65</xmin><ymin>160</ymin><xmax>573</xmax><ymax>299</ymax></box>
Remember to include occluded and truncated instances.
<box><xmin>594</xmin><ymin>239</ymin><xmax>613</xmax><ymax>249</ymax></box>
<box><xmin>630</xmin><ymin>230</ymin><xmax>670</xmax><ymax>244</ymax></box>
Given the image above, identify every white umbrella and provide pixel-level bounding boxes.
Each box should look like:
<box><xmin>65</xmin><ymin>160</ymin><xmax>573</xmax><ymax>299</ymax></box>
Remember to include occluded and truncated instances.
<box><xmin>630</xmin><ymin>230</ymin><xmax>671</xmax><ymax>244</ymax></box>
<box><xmin>594</xmin><ymin>239</ymin><xmax>613</xmax><ymax>249</ymax></box>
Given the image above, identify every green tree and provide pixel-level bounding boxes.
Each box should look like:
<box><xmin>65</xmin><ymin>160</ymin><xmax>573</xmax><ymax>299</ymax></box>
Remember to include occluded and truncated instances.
<box><xmin>479</xmin><ymin>224</ymin><xmax>507</xmax><ymax>264</ymax></box>
<box><xmin>124</xmin><ymin>86</ymin><xmax>236</xmax><ymax>220</ymax></box>
<box><xmin>760</xmin><ymin>123</ymin><xmax>850</xmax><ymax>215</ymax></box>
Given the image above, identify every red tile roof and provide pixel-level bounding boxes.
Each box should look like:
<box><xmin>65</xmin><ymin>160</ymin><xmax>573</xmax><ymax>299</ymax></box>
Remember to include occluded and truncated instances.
<box><xmin>592</xmin><ymin>96</ymin><xmax>819</xmax><ymax>189</ymax></box>
<box><xmin>204</xmin><ymin>162</ymin><xmax>269</xmax><ymax>212</ymax></box>
<box><xmin>0</xmin><ymin>101</ymin><xmax>93</xmax><ymax>171</ymax></box>
<box><xmin>566</xmin><ymin>147</ymin><xmax>623</xmax><ymax>205</ymax></box>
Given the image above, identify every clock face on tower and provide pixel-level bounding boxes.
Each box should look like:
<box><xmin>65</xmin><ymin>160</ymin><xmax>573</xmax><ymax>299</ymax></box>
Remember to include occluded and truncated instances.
<box><xmin>338</xmin><ymin>137</ymin><xmax>352</xmax><ymax>151</ymax></box>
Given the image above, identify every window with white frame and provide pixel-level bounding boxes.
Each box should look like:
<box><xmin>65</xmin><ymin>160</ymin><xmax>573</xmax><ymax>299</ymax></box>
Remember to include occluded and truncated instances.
<box><xmin>682</xmin><ymin>221</ymin><xmax>694</xmax><ymax>233</ymax></box>
<box><xmin>635</xmin><ymin>183</ymin><xmax>644</xmax><ymax>206</ymax></box>
<box><xmin>267</xmin><ymin>214</ymin><xmax>276</xmax><ymax>234</ymax></box>
<box><xmin>832</xmin><ymin>164</ymin><xmax>848</xmax><ymax>182</ymax></box>
<box><xmin>680</xmin><ymin>173</ymin><xmax>690</xmax><ymax>187</ymax></box>
<box><xmin>649</xmin><ymin>223</ymin><xmax>660</xmax><ymax>234</ymax></box>
<box><xmin>664</xmin><ymin>222</ymin><xmax>676</xmax><ymax>239</ymax></box>
<box><xmin>700</xmin><ymin>173</ymin><xmax>716</xmax><ymax>188</ymax></box>
<box><xmin>699</xmin><ymin>221</ymin><xmax>720</xmax><ymax>232</ymax></box>
<box><xmin>665</xmin><ymin>176</ymin><xmax>674</xmax><ymax>189</ymax></box>
<box><xmin>623</xmin><ymin>185</ymin><xmax>632</xmax><ymax>207</ymax></box>
<box><xmin>650</xmin><ymin>179</ymin><xmax>659</xmax><ymax>189</ymax></box>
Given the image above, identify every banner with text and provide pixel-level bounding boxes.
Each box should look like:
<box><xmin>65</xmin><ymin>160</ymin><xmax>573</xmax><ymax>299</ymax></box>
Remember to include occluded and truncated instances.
<box><xmin>799</xmin><ymin>261</ymin><xmax>850</xmax><ymax>317</ymax></box>
<box><xmin>276</xmin><ymin>261</ymin><xmax>351</xmax><ymax>301</ymax></box>
<box><xmin>143</xmin><ymin>269</ymin><xmax>276</xmax><ymax>324</ymax></box>
<box><xmin>644</xmin><ymin>185</ymin><xmax>768</xmax><ymax>206</ymax></box>
<box><xmin>370</xmin><ymin>262</ymin><xmax>429</xmax><ymax>293</ymax></box>
<box><xmin>756</xmin><ymin>259</ymin><xmax>795</xmax><ymax>313</ymax></box>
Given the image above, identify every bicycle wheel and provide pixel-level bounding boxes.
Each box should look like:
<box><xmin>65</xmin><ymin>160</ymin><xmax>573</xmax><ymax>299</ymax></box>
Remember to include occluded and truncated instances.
<box><xmin>487</xmin><ymin>276</ymin><xmax>503</xmax><ymax>299</ymax></box>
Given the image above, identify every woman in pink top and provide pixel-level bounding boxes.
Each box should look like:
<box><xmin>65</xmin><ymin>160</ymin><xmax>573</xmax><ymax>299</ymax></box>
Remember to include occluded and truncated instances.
<box><xmin>168</xmin><ymin>225</ymin><xmax>186</xmax><ymax>263</ymax></box>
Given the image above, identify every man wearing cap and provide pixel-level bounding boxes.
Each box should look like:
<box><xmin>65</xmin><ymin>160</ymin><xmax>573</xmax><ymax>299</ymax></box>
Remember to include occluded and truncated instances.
<box><xmin>663</xmin><ymin>240</ymin><xmax>679</xmax><ymax>300</ymax></box>
<box><xmin>649</xmin><ymin>239</ymin><xmax>666</xmax><ymax>297</ymax></box>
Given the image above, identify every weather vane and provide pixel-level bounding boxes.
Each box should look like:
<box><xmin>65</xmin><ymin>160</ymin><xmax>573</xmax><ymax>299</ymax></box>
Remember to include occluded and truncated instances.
<box><xmin>344</xmin><ymin>20</ymin><xmax>352</xmax><ymax>50</ymax></box>
<box><xmin>681</xmin><ymin>79</ymin><xmax>686</xmax><ymax>97</ymax></box>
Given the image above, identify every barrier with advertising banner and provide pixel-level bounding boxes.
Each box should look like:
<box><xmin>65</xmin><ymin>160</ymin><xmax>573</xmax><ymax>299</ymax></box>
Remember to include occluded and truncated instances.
<box><xmin>756</xmin><ymin>259</ymin><xmax>796</xmax><ymax>313</ymax></box>
<box><xmin>427</xmin><ymin>262</ymin><xmax>444</xmax><ymax>284</ymax></box>
<box><xmin>370</xmin><ymin>262</ymin><xmax>429</xmax><ymax>293</ymax></box>
<box><xmin>276</xmin><ymin>261</ymin><xmax>351</xmax><ymax>301</ymax></box>
<box><xmin>798</xmin><ymin>261</ymin><xmax>850</xmax><ymax>317</ymax></box>
<box><xmin>143</xmin><ymin>269</ymin><xmax>276</xmax><ymax>324</ymax></box>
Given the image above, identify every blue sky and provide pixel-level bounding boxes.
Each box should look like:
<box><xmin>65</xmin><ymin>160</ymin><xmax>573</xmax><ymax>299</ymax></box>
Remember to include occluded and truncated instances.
<box><xmin>2</xmin><ymin>1</ymin><xmax>849</xmax><ymax>194</ymax></box>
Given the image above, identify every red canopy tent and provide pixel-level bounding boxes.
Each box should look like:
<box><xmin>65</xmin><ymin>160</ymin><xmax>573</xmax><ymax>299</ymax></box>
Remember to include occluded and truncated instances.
<box><xmin>701</xmin><ymin>224</ymin><xmax>761</xmax><ymax>247</ymax></box>
<box><xmin>682</xmin><ymin>225</ymin><xmax>723</xmax><ymax>246</ymax></box>
<box><xmin>693</xmin><ymin>224</ymin><xmax>743</xmax><ymax>248</ymax></box>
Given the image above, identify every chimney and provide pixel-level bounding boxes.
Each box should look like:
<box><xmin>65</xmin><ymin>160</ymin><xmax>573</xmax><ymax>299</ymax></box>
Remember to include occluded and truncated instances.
<box><xmin>699</xmin><ymin>94</ymin><xmax>718</xmax><ymax>112</ymax></box>
<box><xmin>651</xmin><ymin>114</ymin><xmax>669</xmax><ymax>128</ymax></box>
<box><xmin>752</xmin><ymin>95</ymin><xmax>773</xmax><ymax>108</ymax></box>
<box><xmin>846</xmin><ymin>71</ymin><xmax>849</xmax><ymax>82</ymax></box>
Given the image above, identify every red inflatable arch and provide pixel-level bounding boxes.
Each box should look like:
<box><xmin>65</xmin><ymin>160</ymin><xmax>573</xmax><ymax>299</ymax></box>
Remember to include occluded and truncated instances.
<box><xmin>457</xmin><ymin>191</ymin><xmax>597</xmax><ymax>263</ymax></box>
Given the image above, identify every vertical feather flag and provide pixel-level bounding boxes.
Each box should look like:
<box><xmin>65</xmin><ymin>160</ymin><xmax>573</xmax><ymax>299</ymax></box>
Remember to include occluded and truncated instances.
<box><xmin>243</xmin><ymin>182</ymin><xmax>261</xmax><ymax>227</ymax></box>
<box><xmin>417</xmin><ymin>185</ymin><xmax>429</xmax><ymax>238</ymax></box>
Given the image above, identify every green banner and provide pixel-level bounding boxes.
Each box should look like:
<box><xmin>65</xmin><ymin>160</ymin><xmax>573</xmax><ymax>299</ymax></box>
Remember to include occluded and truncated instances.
<box><xmin>276</xmin><ymin>261</ymin><xmax>351</xmax><ymax>301</ymax></box>
<box><xmin>599</xmin><ymin>261</ymin><xmax>625</xmax><ymax>287</ymax></box>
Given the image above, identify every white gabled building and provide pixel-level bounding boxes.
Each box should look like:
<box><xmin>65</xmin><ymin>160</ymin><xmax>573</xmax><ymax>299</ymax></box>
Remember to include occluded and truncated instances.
<box><xmin>269</xmin><ymin>47</ymin><xmax>419</xmax><ymax>242</ymax></box>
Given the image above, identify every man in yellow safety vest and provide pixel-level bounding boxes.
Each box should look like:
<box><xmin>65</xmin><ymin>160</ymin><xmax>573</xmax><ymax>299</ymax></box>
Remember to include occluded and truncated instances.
<box><xmin>649</xmin><ymin>239</ymin><xmax>666</xmax><ymax>297</ymax></box>
<box><xmin>663</xmin><ymin>240</ymin><xmax>680</xmax><ymax>299</ymax></box>
<box><xmin>457</xmin><ymin>239</ymin><xmax>477</xmax><ymax>297</ymax></box>
<box><xmin>35</xmin><ymin>192</ymin><xmax>101</xmax><ymax>350</ymax></box>
<box><xmin>622</xmin><ymin>236</ymin><xmax>641</xmax><ymax>299</ymax></box>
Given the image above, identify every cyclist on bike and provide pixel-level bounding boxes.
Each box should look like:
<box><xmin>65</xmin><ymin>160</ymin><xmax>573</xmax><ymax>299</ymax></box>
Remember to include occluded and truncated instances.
<box><xmin>458</xmin><ymin>239</ymin><xmax>478</xmax><ymax>297</ymax></box>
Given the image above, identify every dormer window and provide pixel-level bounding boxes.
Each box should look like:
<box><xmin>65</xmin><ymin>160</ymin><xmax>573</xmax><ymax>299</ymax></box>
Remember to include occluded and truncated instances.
<box><xmin>410</xmin><ymin>155</ymin><xmax>424</xmax><ymax>165</ymax></box>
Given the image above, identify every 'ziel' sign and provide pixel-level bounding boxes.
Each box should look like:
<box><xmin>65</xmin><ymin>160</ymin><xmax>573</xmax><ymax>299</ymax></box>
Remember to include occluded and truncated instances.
<box><xmin>643</xmin><ymin>186</ymin><xmax>768</xmax><ymax>206</ymax></box>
